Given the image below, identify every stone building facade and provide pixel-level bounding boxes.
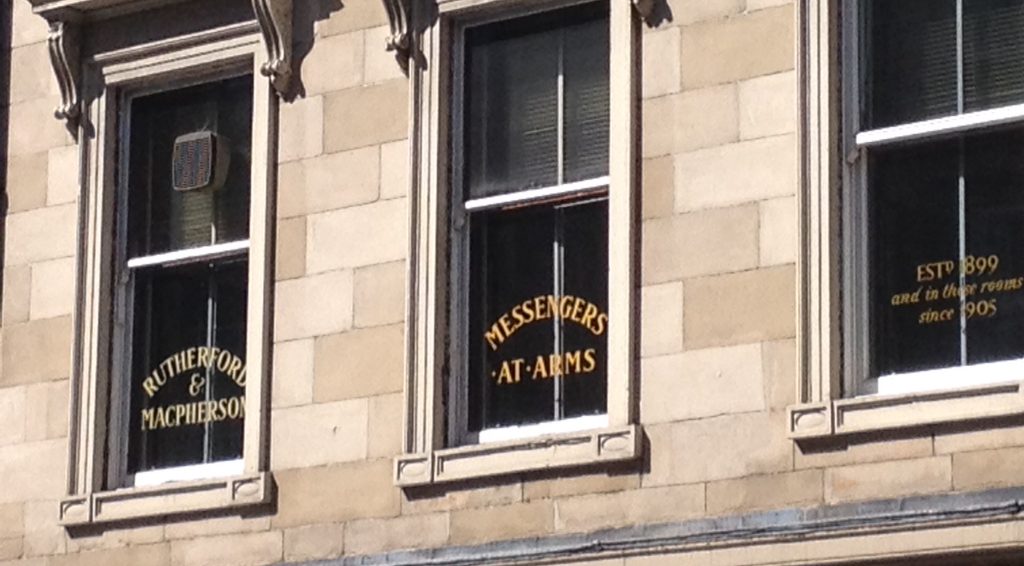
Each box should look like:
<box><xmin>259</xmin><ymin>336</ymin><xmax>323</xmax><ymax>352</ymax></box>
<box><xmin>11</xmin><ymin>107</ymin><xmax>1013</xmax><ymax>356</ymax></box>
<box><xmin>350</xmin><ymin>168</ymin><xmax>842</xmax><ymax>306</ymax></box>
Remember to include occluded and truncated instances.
<box><xmin>2</xmin><ymin>0</ymin><xmax>1024</xmax><ymax>565</ymax></box>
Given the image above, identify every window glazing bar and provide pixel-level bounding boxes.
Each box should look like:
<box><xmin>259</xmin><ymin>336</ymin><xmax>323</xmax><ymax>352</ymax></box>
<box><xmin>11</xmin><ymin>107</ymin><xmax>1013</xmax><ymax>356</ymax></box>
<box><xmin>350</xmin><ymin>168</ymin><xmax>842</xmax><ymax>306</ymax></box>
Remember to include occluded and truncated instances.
<box><xmin>126</xmin><ymin>239</ymin><xmax>250</xmax><ymax>269</ymax></box>
<box><xmin>856</xmin><ymin>103</ymin><xmax>1024</xmax><ymax>147</ymax></box>
<box><xmin>464</xmin><ymin>176</ymin><xmax>609</xmax><ymax>212</ymax></box>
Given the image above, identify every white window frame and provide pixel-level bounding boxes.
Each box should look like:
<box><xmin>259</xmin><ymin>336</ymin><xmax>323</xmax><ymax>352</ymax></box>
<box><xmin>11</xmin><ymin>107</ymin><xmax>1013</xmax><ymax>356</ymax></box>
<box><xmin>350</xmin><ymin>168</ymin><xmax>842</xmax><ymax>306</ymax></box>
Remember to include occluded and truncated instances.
<box><xmin>60</xmin><ymin>22</ymin><xmax>275</xmax><ymax>526</ymax></box>
<box><xmin>395</xmin><ymin>0</ymin><xmax>642</xmax><ymax>487</ymax></box>
<box><xmin>791</xmin><ymin>0</ymin><xmax>1024</xmax><ymax>439</ymax></box>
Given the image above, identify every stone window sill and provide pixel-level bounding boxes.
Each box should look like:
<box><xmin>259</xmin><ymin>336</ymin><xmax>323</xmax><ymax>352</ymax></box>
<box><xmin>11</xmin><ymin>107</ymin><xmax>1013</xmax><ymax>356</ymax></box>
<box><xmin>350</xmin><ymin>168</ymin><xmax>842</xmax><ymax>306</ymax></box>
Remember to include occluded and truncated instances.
<box><xmin>394</xmin><ymin>425</ymin><xmax>640</xmax><ymax>487</ymax></box>
<box><xmin>58</xmin><ymin>472</ymin><xmax>272</xmax><ymax>527</ymax></box>
<box><xmin>788</xmin><ymin>381</ymin><xmax>1024</xmax><ymax>440</ymax></box>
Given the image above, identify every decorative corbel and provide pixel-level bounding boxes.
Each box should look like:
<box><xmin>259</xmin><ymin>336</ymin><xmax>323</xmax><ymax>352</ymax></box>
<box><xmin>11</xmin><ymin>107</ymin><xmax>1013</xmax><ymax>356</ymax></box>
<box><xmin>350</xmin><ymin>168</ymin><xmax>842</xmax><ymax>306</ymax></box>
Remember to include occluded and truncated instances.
<box><xmin>631</xmin><ymin>0</ymin><xmax>655</xmax><ymax>24</ymax></box>
<box><xmin>252</xmin><ymin>0</ymin><xmax>293</xmax><ymax>95</ymax></box>
<box><xmin>47</xmin><ymin>19</ymin><xmax>81</xmax><ymax>129</ymax></box>
<box><xmin>382</xmin><ymin>0</ymin><xmax>411</xmax><ymax>62</ymax></box>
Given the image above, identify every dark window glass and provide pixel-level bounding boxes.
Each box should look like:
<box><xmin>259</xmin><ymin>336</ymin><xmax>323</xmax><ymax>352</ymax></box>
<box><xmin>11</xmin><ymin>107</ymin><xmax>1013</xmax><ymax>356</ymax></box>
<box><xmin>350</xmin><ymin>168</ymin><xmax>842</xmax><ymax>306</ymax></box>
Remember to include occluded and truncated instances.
<box><xmin>963</xmin><ymin>129</ymin><xmax>1024</xmax><ymax>363</ymax></box>
<box><xmin>127</xmin><ymin>76</ymin><xmax>252</xmax><ymax>257</ymax></box>
<box><xmin>465</xmin><ymin>3</ymin><xmax>609</xmax><ymax>199</ymax></box>
<box><xmin>128</xmin><ymin>261</ymin><xmax>248</xmax><ymax>473</ymax></box>
<box><xmin>865</xmin><ymin>0</ymin><xmax>1024</xmax><ymax>129</ymax></box>
<box><xmin>461</xmin><ymin>4</ymin><xmax>609</xmax><ymax>435</ymax></box>
<box><xmin>869</xmin><ymin>139</ymin><xmax>960</xmax><ymax>375</ymax></box>
<box><xmin>124</xmin><ymin>76</ymin><xmax>252</xmax><ymax>474</ymax></box>
<box><xmin>467</xmin><ymin>200</ymin><xmax>608</xmax><ymax>432</ymax></box>
<box><xmin>869</xmin><ymin>127</ymin><xmax>1024</xmax><ymax>377</ymax></box>
<box><xmin>865</xmin><ymin>0</ymin><xmax>957</xmax><ymax>128</ymax></box>
<box><xmin>964</xmin><ymin>0</ymin><xmax>1024</xmax><ymax>111</ymax></box>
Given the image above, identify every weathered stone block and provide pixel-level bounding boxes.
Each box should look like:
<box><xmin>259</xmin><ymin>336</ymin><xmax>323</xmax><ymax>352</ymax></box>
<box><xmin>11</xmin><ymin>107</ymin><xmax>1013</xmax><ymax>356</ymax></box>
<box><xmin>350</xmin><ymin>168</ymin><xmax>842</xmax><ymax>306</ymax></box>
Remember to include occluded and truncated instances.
<box><xmin>273</xmin><ymin>459</ymin><xmax>399</xmax><ymax>527</ymax></box>
<box><xmin>0</xmin><ymin>440</ymin><xmax>67</xmax><ymax>503</ymax></box>
<box><xmin>323</xmin><ymin>81</ymin><xmax>408</xmax><ymax>153</ymax></box>
<box><xmin>363</xmin><ymin>26</ymin><xmax>405</xmax><ymax>85</ymax></box>
<box><xmin>275</xmin><ymin>217</ymin><xmax>306</xmax><ymax>281</ymax></box>
<box><xmin>274</xmin><ymin>270</ymin><xmax>354</xmax><ymax>341</ymax></box>
<box><xmin>641</xmin><ymin>343</ymin><xmax>764</xmax><ymax>423</ymax></box>
<box><xmin>29</xmin><ymin>257</ymin><xmax>75</xmax><ymax>320</ymax></box>
<box><xmin>379</xmin><ymin>140</ymin><xmax>409</xmax><ymax>200</ymax></box>
<box><xmin>318</xmin><ymin>0</ymin><xmax>389</xmax><ymax>37</ymax></box>
<box><xmin>825</xmin><ymin>457</ymin><xmax>952</xmax><ymax>503</ymax></box>
<box><xmin>344</xmin><ymin>513</ymin><xmax>449</xmax><ymax>555</ymax></box>
<box><xmin>645</xmin><ymin>412</ymin><xmax>791</xmax><ymax>486</ymax></box>
<box><xmin>640</xmin><ymin>282</ymin><xmax>683</xmax><ymax>357</ymax></box>
<box><xmin>706</xmin><ymin>469</ymin><xmax>822</xmax><ymax>515</ymax></box>
<box><xmin>449</xmin><ymin>500</ymin><xmax>554</xmax><ymax>545</ymax></box>
<box><xmin>23</xmin><ymin>380</ymin><xmax>68</xmax><ymax>442</ymax></box>
<box><xmin>5</xmin><ymin>204</ymin><xmax>77</xmax><ymax>266</ymax></box>
<box><xmin>683</xmin><ymin>265</ymin><xmax>796</xmax><ymax>350</ymax></box>
<box><xmin>278</xmin><ymin>96</ymin><xmax>324</xmax><ymax>163</ymax></box>
<box><xmin>641</xmin><ymin>156</ymin><xmax>674</xmax><ymax>219</ymax></box>
<box><xmin>353</xmin><ymin>261</ymin><xmax>406</xmax><ymax>328</ymax></box>
<box><xmin>367</xmin><ymin>393</ymin><xmax>403</xmax><ymax>459</ymax></box>
<box><xmin>762</xmin><ymin>339</ymin><xmax>797</xmax><ymax>411</ymax></box>
<box><xmin>680</xmin><ymin>6</ymin><xmax>794</xmax><ymax>89</ymax></box>
<box><xmin>283</xmin><ymin>523</ymin><xmax>344</xmax><ymax>562</ymax></box>
<box><xmin>759</xmin><ymin>196</ymin><xmax>796</xmax><ymax>266</ymax></box>
<box><xmin>169</xmin><ymin>531</ymin><xmax>282</xmax><ymax>566</ymax></box>
<box><xmin>524</xmin><ymin>470</ymin><xmax>640</xmax><ymax>501</ymax></box>
<box><xmin>554</xmin><ymin>484</ymin><xmax>704</xmax><ymax>533</ymax></box>
<box><xmin>271</xmin><ymin>338</ymin><xmax>315</xmax><ymax>409</ymax></box>
<box><xmin>675</xmin><ymin>134</ymin><xmax>796</xmax><ymax>213</ymax></box>
<box><xmin>642</xmin><ymin>204</ymin><xmax>759</xmax><ymax>284</ymax></box>
<box><xmin>0</xmin><ymin>387</ymin><xmax>26</xmax><ymax>447</ymax></box>
<box><xmin>6</xmin><ymin>152</ymin><xmax>48</xmax><ymax>213</ymax></box>
<box><xmin>643</xmin><ymin>27</ymin><xmax>681</xmax><ymax>99</ymax></box>
<box><xmin>739</xmin><ymin>71</ymin><xmax>797</xmax><ymax>140</ymax></box>
<box><xmin>1</xmin><ymin>316</ymin><xmax>72</xmax><ymax>386</ymax></box>
<box><xmin>271</xmin><ymin>398</ymin><xmax>369</xmax><ymax>469</ymax></box>
<box><xmin>279</xmin><ymin>146</ymin><xmax>380</xmax><ymax>218</ymax></box>
<box><xmin>306</xmin><ymin>198</ymin><xmax>407</xmax><ymax>273</ymax></box>
<box><xmin>953</xmin><ymin>448</ymin><xmax>1024</xmax><ymax>491</ymax></box>
<box><xmin>314</xmin><ymin>324</ymin><xmax>404</xmax><ymax>401</ymax></box>
<box><xmin>46</xmin><ymin>145</ymin><xmax>79</xmax><ymax>206</ymax></box>
<box><xmin>300</xmin><ymin>31</ymin><xmax>364</xmax><ymax>96</ymax></box>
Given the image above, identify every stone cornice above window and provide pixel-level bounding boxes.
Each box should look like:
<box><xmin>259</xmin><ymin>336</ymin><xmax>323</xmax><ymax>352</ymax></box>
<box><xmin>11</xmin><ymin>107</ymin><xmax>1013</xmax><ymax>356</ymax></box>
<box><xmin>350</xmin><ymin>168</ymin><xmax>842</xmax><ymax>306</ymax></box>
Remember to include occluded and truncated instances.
<box><xmin>29</xmin><ymin>0</ymin><xmax>190</xmax><ymax>20</ymax></box>
<box><xmin>29</xmin><ymin>0</ymin><xmax>294</xmax><ymax>128</ymax></box>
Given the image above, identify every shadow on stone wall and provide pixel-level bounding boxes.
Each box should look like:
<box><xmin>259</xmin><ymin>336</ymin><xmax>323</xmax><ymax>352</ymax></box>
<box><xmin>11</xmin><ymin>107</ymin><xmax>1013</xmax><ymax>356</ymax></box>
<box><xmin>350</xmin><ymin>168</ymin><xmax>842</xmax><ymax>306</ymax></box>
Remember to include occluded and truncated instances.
<box><xmin>0</xmin><ymin>1</ymin><xmax>12</xmax><ymax>320</ymax></box>
<box><xmin>288</xmin><ymin>0</ymin><xmax>345</xmax><ymax>101</ymax></box>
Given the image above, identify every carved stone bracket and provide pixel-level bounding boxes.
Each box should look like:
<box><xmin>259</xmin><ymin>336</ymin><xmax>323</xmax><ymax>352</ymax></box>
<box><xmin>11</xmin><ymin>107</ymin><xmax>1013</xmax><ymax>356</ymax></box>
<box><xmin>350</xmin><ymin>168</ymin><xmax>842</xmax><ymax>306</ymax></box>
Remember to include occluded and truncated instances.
<box><xmin>382</xmin><ymin>0</ymin><xmax>411</xmax><ymax>61</ymax></box>
<box><xmin>47</xmin><ymin>19</ymin><xmax>81</xmax><ymax>129</ymax></box>
<box><xmin>252</xmin><ymin>0</ymin><xmax>293</xmax><ymax>95</ymax></box>
<box><xmin>631</xmin><ymin>0</ymin><xmax>655</xmax><ymax>22</ymax></box>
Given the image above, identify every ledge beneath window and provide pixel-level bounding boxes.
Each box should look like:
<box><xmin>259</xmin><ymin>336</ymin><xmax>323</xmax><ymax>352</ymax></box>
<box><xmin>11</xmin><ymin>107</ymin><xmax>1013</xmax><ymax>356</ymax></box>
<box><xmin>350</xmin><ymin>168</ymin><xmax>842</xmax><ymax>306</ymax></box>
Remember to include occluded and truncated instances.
<box><xmin>788</xmin><ymin>381</ymin><xmax>1024</xmax><ymax>440</ymax></box>
<box><xmin>395</xmin><ymin>425</ymin><xmax>640</xmax><ymax>487</ymax></box>
<box><xmin>58</xmin><ymin>472</ymin><xmax>272</xmax><ymax>527</ymax></box>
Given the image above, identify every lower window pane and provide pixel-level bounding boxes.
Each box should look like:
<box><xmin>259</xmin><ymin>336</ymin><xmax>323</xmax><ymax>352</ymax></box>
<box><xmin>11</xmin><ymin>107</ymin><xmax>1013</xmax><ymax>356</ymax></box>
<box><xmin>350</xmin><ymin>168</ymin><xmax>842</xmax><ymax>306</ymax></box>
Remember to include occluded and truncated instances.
<box><xmin>559</xmin><ymin>200</ymin><xmax>608</xmax><ymax>419</ymax></box>
<box><xmin>869</xmin><ymin>138</ymin><xmax>960</xmax><ymax>376</ymax></box>
<box><xmin>964</xmin><ymin>129</ymin><xmax>1024</xmax><ymax>364</ymax></box>
<box><xmin>869</xmin><ymin>127</ymin><xmax>1024</xmax><ymax>380</ymax></box>
<box><xmin>467</xmin><ymin>200</ymin><xmax>608</xmax><ymax>433</ymax></box>
<box><xmin>127</xmin><ymin>260</ymin><xmax>247</xmax><ymax>474</ymax></box>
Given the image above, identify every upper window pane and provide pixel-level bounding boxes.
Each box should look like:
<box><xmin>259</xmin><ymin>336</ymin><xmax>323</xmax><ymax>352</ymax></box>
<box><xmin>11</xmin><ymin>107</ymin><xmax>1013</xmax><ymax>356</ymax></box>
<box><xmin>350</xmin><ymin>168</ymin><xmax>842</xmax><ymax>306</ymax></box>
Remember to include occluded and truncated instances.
<box><xmin>963</xmin><ymin>0</ymin><xmax>1024</xmax><ymax>111</ymax></box>
<box><xmin>464</xmin><ymin>3</ymin><xmax>609</xmax><ymax>199</ymax></box>
<box><xmin>865</xmin><ymin>0</ymin><xmax>1024</xmax><ymax>129</ymax></box>
<box><xmin>127</xmin><ymin>75</ymin><xmax>253</xmax><ymax>257</ymax></box>
<box><xmin>865</xmin><ymin>0</ymin><xmax>957</xmax><ymax>128</ymax></box>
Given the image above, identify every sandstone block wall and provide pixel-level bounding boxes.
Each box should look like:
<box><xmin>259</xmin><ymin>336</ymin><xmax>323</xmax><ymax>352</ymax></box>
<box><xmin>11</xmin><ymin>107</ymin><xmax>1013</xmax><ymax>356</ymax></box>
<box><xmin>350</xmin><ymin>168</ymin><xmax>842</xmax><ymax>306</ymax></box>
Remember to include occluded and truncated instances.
<box><xmin>3</xmin><ymin>1</ymin><xmax>1024</xmax><ymax>565</ymax></box>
